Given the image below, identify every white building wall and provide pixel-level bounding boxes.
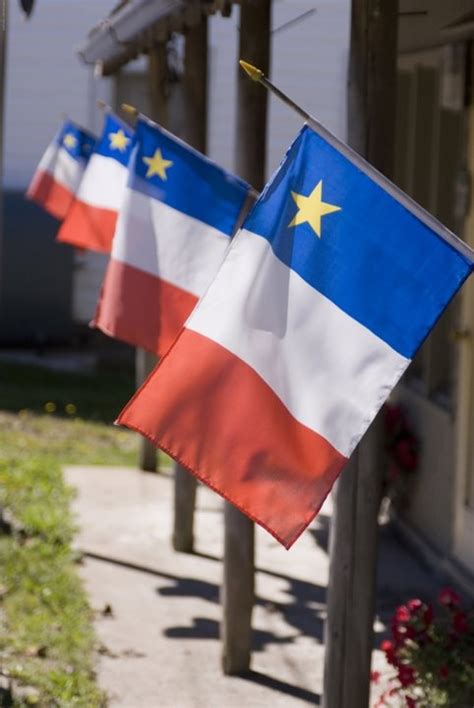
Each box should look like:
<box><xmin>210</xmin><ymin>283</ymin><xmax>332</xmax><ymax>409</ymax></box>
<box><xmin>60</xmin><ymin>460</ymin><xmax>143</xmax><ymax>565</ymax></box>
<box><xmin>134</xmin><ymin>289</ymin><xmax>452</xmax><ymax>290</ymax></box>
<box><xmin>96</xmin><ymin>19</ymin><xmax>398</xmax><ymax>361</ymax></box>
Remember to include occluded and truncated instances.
<box><xmin>208</xmin><ymin>0</ymin><xmax>350</xmax><ymax>179</ymax></box>
<box><xmin>4</xmin><ymin>0</ymin><xmax>116</xmax><ymax>190</ymax></box>
<box><xmin>4</xmin><ymin>0</ymin><xmax>117</xmax><ymax>324</ymax></box>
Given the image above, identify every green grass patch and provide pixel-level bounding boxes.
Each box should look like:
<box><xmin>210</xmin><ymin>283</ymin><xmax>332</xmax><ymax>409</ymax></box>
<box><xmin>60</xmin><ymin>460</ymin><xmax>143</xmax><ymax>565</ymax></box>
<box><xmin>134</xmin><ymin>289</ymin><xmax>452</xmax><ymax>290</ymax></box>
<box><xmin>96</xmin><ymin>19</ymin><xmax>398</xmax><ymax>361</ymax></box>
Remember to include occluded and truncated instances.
<box><xmin>0</xmin><ymin>455</ymin><xmax>104</xmax><ymax>707</ymax></box>
<box><xmin>0</xmin><ymin>360</ymin><xmax>136</xmax><ymax>424</ymax></box>
<box><xmin>0</xmin><ymin>359</ymin><xmax>158</xmax><ymax>706</ymax></box>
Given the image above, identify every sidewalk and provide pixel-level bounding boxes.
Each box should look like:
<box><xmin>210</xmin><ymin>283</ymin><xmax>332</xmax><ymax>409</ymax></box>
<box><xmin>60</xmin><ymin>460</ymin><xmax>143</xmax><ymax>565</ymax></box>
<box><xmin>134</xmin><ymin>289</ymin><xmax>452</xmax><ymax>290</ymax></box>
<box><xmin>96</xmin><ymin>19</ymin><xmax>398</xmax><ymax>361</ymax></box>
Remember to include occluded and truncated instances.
<box><xmin>65</xmin><ymin>464</ymin><xmax>448</xmax><ymax>708</ymax></box>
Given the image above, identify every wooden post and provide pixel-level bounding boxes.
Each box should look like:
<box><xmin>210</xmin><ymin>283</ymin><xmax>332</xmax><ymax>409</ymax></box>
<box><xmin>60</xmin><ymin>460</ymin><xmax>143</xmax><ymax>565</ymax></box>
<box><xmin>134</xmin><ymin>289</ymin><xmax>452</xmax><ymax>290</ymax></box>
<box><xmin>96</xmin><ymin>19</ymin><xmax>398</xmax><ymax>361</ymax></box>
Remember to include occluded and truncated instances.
<box><xmin>136</xmin><ymin>42</ymin><xmax>170</xmax><ymax>473</ymax></box>
<box><xmin>322</xmin><ymin>1</ymin><xmax>398</xmax><ymax>706</ymax></box>
<box><xmin>149</xmin><ymin>42</ymin><xmax>169</xmax><ymax>127</ymax></box>
<box><xmin>172</xmin><ymin>17</ymin><xmax>208</xmax><ymax>553</ymax></box>
<box><xmin>183</xmin><ymin>18</ymin><xmax>207</xmax><ymax>152</ymax></box>
<box><xmin>135</xmin><ymin>350</ymin><xmax>158</xmax><ymax>472</ymax></box>
<box><xmin>221</xmin><ymin>0</ymin><xmax>271</xmax><ymax>676</ymax></box>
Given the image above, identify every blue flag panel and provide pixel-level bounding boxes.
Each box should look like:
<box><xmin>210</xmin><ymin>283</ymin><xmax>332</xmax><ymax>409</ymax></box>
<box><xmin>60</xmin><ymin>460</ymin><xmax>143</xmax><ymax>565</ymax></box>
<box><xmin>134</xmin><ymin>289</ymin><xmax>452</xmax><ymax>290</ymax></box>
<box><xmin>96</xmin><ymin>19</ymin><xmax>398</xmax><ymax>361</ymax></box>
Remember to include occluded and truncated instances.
<box><xmin>130</xmin><ymin>118</ymin><xmax>250</xmax><ymax>237</ymax></box>
<box><xmin>244</xmin><ymin>126</ymin><xmax>472</xmax><ymax>358</ymax></box>
<box><xmin>94</xmin><ymin>113</ymin><xmax>135</xmax><ymax>167</ymax></box>
<box><xmin>55</xmin><ymin>120</ymin><xmax>96</xmax><ymax>161</ymax></box>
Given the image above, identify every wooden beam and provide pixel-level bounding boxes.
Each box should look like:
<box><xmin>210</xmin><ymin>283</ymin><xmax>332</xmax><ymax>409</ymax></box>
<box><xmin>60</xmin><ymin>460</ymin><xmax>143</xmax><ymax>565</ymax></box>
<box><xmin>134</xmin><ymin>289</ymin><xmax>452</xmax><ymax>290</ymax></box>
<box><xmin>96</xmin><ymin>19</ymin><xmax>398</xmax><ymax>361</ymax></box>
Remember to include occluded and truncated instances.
<box><xmin>172</xmin><ymin>17</ymin><xmax>208</xmax><ymax>553</ymax></box>
<box><xmin>322</xmin><ymin>1</ymin><xmax>398</xmax><ymax>706</ymax></box>
<box><xmin>221</xmin><ymin>503</ymin><xmax>255</xmax><ymax>673</ymax></box>
<box><xmin>135</xmin><ymin>349</ymin><xmax>158</xmax><ymax>472</ymax></box>
<box><xmin>183</xmin><ymin>18</ymin><xmax>208</xmax><ymax>152</ymax></box>
<box><xmin>235</xmin><ymin>1</ymin><xmax>271</xmax><ymax>192</ymax></box>
<box><xmin>136</xmin><ymin>41</ymin><xmax>170</xmax><ymax>473</ymax></box>
<box><xmin>149</xmin><ymin>41</ymin><xmax>169</xmax><ymax>127</ymax></box>
<box><xmin>221</xmin><ymin>0</ymin><xmax>271</xmax><ymax>676</ymax></box>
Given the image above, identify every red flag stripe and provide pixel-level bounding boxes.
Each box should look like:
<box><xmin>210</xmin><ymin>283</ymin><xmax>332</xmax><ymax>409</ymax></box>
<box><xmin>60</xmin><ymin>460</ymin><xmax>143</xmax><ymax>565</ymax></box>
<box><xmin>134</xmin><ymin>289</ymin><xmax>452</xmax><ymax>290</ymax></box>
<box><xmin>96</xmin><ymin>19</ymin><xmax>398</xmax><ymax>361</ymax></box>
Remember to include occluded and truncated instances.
<box><xmin>56</xmin><ymin>200</ymin><xmax>118</xmax><ymax>254</ymax></box>
<box><xmin>118</xmin><ymin>328</ymin><xmax>347</xmax><ymax>547</ymax></box>
<box><xmin>93</xmin><ymin>258</ymin><xmax>198</xmax><ymax>357</ymax></box>
<box><xmin>26</xmin><ymin>170</ymin><xmax>74</xmax><ymax>221</ymax></box>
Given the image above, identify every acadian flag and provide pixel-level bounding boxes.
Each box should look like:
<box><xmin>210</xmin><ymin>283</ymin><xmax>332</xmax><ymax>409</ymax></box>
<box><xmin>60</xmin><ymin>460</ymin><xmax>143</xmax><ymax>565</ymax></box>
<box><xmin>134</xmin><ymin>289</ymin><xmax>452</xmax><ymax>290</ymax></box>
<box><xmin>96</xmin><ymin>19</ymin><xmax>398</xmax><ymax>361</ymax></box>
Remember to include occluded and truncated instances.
<box><xmin>57</xmin><ymin>112</ymin><xmax>135</xmax><ymax>253</ymax></box>
<box><xmin>26</xmin><ymin>120</ymin><xmax>96</xmax><ymax>221</ymax></box>
<box><xmin>92</xmin><ymin>116</ymin><xmax>250</xmax><ymax>357</ymax></box>
<box><xmin>117</xmin><ymin>125</ymin><xmax>473</xmax><ymax>548</ymax></box>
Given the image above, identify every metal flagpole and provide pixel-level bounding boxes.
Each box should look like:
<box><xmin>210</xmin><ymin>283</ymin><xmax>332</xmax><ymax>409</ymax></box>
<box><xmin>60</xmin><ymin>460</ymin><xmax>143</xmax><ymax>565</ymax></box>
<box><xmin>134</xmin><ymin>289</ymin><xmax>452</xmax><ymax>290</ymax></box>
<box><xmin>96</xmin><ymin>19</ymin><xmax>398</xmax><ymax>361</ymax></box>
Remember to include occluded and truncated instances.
<box><xmin>239</xmin><ymin>60</ymin><xmax>474</xmax><ymax>264</ymax></box>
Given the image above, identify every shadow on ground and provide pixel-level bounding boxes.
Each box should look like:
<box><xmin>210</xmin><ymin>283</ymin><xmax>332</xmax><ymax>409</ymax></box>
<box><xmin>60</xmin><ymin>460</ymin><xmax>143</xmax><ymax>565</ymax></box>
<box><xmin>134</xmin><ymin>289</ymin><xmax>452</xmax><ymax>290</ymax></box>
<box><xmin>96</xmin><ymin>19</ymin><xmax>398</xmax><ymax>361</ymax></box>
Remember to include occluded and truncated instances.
<box><xmin>158</xmin><ymin>566</ymin><xmax>326</xmax><ymax>647</ymax></box>
<box><xmin>241</xmin><ymin>671</ymin><xmax>320</xmax><ymax>704</ymax></box>
<box><xmin>84</xmin><ymin>515</ymin><xmax>452</xmax><ymax>706</ymax></box>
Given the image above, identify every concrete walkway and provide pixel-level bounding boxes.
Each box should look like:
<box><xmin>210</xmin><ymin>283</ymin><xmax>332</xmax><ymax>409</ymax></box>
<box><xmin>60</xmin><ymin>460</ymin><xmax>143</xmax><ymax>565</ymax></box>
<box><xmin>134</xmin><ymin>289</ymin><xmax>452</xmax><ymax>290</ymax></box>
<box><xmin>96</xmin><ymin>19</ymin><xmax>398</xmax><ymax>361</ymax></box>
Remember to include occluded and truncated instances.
<box><xmin>65</xmin><ymin>465</ymin><xmax>448</xmax><ymax>708</ymax></box>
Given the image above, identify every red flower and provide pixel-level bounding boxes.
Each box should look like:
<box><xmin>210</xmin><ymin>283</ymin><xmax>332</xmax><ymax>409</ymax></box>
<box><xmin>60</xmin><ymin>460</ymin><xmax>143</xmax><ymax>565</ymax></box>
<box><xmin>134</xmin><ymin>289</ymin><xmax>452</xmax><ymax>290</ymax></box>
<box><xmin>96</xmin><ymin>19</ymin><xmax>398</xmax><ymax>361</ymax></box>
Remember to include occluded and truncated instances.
<box><xmin>423</xmin><ymin>604</ymin><xmax>433</xmax><ymax>626</ymax></box>
<box><xmin>439</xmin><ymin>665</ymin><xmax>449</xmax><ymax>679</ymax></box>
<box><xmin>393</xmin><ymin>623</ymin><xmax>415</xmax><ymax>641</ymax></box>
<box><xmin>381</xmin><ymin>639</ymin><xmax>399</xmax><ymax>667</ymax></box>
<box><xmin>407</xmin><ymin>599</ymin><xmax>422</xmax><ymax>612</ymax></box>
<box><xmin>408</xmin><ymin>601</ymin><xmax>434</xmax><ymax>635</ymax></box>
<box><xmin>406</xmin><ymin>697</ymin><xmax>417</xmax><ymax>708</ymax></box>
<box><xmin>453</xmin><ymin>611</ymin><xmax>469</xmax><ymax>634</ymax></box>
<box><xmin>394</xmin><ymin>438</ymin><xmax>418</xmax><ymax>470</ymax></box>
<box><xmin>395</xmin><ymin>605</ymin><xmax>411</xmax><ymax>623</ymax></box>
<box><xmin>398</xmin><ymin>665</ymin><xmax>416</xmax><ymax>687</ymax></box>
<box><xmin>370</xmin><ymin>670</ymin><xmax>381</xmax><ymax>684</ymax></box>
<box><xmin>438</xmin><ymin>587</ymin><xmax>460</xmax><ymax>607</ymax></box>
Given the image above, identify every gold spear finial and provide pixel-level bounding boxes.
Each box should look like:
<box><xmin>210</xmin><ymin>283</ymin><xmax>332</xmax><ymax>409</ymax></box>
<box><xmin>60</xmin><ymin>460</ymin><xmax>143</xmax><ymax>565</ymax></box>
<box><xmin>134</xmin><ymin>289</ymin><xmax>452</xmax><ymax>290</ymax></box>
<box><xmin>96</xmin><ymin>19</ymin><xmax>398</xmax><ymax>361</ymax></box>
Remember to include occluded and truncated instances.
<box><xmin>121</xmin><ymin>103</ymin><xmax>139</xmax><ymax>117</ymax></box>
<box><xmin>239</xmin><ymin>60</ymin><xmax>264</xmax><ymax>82</ymax></box>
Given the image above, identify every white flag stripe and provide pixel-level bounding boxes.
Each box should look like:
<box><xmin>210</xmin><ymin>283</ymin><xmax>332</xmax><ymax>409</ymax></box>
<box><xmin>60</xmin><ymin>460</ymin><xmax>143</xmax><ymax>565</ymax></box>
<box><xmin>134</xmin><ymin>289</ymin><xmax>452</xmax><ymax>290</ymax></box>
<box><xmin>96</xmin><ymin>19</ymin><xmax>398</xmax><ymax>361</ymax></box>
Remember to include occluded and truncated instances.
<box><xmin>187</xmin><ymin>228</ymin><xmax>409</xmax><ymax>457</ymax></box>
<box><xmin>38</xmin><ymin>143</ymin><xmax>86</xmax><ymax>193</ymax></box>
<box><xmin>36</xmin><ymin>143</ymin><xmax>59</xmax><ymax>175</ymax></box>
<box><xmin>112</xmin><ymin>187</ymin><xmax>231</xmax><ymax>297</ymax></box>
<box><xmin>76</xmin><ymin>153</ymin><xmax>129</xmax><ymax>210</ymax></box>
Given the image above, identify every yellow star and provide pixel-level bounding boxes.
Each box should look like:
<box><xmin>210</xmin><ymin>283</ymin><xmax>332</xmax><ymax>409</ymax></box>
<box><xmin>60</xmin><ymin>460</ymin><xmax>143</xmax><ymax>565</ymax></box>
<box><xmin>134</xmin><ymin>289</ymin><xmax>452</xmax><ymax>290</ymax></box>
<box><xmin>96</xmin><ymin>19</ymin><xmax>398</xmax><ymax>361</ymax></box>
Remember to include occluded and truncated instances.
<box><xmin>63</xmin><ymin>133</ymin><xmax>78</xmax><ymax>149</ymax></box>
<box><xmin>288</xmin><ymin>180</ymin><xmax>341</xmax><ymax>238</ymax></box>
<box><xmin>109</xmin><ymin>128</ymin><xmax>131</xmax><ymax>152</ymax></box>
<box><xmin>142</xmin><ymin>149</ymin><xmax>173</xmax><ymax>180</ymax></box>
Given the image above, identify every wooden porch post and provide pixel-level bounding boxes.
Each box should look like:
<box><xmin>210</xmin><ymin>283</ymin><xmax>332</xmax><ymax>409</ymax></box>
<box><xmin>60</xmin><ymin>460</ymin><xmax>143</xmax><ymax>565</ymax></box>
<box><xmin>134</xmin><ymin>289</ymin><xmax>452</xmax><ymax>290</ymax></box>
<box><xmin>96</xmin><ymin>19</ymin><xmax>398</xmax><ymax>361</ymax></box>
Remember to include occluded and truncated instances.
<box><xmin>136</xmin><ymin>42</ymin><xmax>169</xmax><ymax>473</ymax></box>
<box><xmin>172</xmin><ymin>16</ymin><xmax>208</xmax><ymax>553</ymax></box>
<box><xmin>221</xmin><ymin>0</ymin><xmax>271</xmax><ymax>675</ymax></box>
<box><xmin>322</xmin><ymin>1</ymin><xmax>398</xmax><ymax>706</ymax></box>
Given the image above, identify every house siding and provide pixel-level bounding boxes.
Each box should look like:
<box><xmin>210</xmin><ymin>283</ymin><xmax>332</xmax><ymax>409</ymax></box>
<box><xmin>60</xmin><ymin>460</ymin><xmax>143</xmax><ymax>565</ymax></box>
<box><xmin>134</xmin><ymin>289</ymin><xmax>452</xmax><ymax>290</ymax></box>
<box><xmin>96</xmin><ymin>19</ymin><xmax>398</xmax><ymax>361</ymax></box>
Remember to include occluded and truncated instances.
<box><xmin>4</xmin><ymin>0</ymin><xmax>116</xmax><ymax>190</ymax></box>
<box><xmin>1</xmin><ymin>0</ymin><xmax>115</xmax><ymax>339</ymax></box>
<box><xmin>208</xmin><ymin>0</ymin><xmax>350</xmax><ymax>179</ymax></box>
<box><xmin>395</xmin><ymin>386</ymin><xmax>455</xmax><ymax>555</ymax></box>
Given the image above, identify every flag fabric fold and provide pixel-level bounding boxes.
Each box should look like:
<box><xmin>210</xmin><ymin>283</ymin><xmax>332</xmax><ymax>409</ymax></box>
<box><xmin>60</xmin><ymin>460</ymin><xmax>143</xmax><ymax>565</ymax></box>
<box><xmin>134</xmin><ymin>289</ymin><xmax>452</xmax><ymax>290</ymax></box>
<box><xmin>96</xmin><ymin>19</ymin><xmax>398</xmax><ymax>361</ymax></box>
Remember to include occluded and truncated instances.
<box><xmin>56</xmin><ymin>112</ymin><xmax>135</xmax><ymax>253</ymax></box>
<box><xmin>92</xmin><ymin>116</ymin><xmax>250</xmax><ymax>357</ymax></box>
<box><xmin>26</xmin><ymin>119</ymin><xmax>96</xmax><ymax>221</ymax></box>
<box><xmin>117</xmin><ymin>124</ymin><xmax>473</xmax><ymax>548</ymax></box>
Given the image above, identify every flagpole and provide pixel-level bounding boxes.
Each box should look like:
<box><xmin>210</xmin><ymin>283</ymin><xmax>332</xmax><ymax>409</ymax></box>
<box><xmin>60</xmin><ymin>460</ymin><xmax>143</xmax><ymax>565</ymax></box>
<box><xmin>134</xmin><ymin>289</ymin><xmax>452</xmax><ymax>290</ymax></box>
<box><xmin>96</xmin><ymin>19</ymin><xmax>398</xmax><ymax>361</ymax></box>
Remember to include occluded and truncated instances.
<box><xmin>239</xmin><ymin>60</ymin><xmax>474</xmax><ymax>264</ymax></box>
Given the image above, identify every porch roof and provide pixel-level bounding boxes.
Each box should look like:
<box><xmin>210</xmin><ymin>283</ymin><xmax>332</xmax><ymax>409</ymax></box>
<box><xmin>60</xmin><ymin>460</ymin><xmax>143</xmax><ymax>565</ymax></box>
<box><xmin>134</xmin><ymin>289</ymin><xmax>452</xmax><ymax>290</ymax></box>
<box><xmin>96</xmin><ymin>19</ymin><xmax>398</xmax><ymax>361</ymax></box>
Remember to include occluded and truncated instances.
<box><xmin>78</xmin><ymin>0</ymin><xmax>236</xmax><ymax>76</ymax></box>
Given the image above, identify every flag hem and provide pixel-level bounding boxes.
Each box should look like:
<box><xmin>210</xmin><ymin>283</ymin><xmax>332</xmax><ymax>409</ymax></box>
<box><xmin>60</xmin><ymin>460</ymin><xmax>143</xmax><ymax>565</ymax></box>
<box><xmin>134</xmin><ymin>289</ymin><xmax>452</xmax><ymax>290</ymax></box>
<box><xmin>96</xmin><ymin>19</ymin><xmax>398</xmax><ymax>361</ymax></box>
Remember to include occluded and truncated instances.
<box><xmin>116</xmin><ymin>412</ymin><xmax>335</xmax><ymax>550</ymax></box>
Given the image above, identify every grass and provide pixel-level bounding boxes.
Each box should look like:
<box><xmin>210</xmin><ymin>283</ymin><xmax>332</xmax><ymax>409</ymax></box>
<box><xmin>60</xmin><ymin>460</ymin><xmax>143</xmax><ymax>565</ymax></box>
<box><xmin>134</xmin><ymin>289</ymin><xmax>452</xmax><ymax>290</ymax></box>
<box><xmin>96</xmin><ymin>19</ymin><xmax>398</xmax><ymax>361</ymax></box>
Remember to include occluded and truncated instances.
<box><xmin>0</xmin><ymin>358</ymin><xmax>152</xmax><ymax>706</ymax></box>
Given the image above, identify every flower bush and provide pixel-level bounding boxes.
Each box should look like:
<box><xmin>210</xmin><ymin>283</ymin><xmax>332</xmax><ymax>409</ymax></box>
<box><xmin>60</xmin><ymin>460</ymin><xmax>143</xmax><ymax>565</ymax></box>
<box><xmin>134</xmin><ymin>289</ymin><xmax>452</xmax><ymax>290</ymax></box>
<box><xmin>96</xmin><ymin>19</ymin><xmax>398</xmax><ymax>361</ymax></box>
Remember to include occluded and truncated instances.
<box><xmin>384</xmin><ymin>403</ymin><xmax>419</xmax><ymax>479</ymax></box>
<box><xmin>375</xmin><ymin>588</ymin><xmax>474</xmax><ymax>706</ymax></box>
